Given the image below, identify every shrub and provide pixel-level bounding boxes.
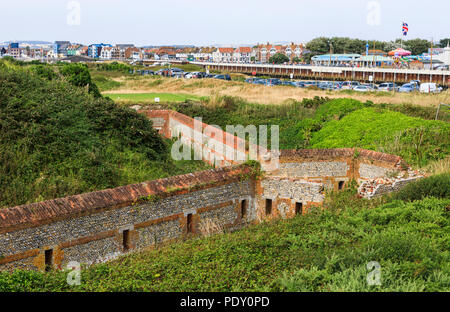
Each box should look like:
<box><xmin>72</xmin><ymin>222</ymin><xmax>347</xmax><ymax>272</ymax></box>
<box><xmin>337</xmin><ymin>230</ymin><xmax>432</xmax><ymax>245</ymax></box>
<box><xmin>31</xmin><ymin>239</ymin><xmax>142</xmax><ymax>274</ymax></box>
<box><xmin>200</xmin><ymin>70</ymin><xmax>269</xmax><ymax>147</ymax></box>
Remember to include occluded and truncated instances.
<box><xmin>0</xmin><ymin>62</ymin><xmax>209</xmax><ymax>208</ymax></box>
<box><xmin>393</xmin><ymin>173</ymin><xmax>450</xmax><ymax>201</ymax></box>
<box><xmin>60</xmin><ymin>63</ymin><xmax>101</xmax><ymax>97</ymax></box>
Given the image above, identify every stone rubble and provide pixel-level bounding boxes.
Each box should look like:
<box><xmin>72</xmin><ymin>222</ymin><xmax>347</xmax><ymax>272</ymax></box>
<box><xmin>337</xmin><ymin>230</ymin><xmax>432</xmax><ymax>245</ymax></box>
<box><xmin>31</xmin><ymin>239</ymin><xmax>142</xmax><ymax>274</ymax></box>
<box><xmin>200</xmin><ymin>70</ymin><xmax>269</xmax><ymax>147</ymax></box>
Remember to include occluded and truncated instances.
<box><xmin>358</xmin><ymin>168</ymin><xmax>424</xmax><ymax>199</ymax></box>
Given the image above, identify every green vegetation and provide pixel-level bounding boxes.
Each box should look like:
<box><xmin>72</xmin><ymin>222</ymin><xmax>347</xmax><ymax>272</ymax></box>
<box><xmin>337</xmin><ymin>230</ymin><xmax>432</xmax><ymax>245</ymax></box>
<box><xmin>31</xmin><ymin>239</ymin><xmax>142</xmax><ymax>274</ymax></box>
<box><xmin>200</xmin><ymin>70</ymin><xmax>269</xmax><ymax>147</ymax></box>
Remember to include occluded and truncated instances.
<box><xmin>0</xmin><ymin>191</ymin><xmax>448</xmax><ymax>292</ymax></box>
<box><xmin>60</xmin><ymin>63</ymin><xmax>101</xmax><ymax>97</ymax></box>
<box><xmin>393</xmin><ymin>173</ymin><xmax>450</xmax><ymax>202</ymax></box>
<box><xmin>269</xmin><ymin>53</ymin><xmax>290</xmax><ymax>64</ymax></box>
<box><xmin>310</xmin><ymin>108</ymin><xmax>449</xmax><ymax>166</ymax></box>
<box><xmin>0</xmin><ymin>60</ymin><xmax>209</xmax><ymax>208</ymax></box>
<box><xmin>150</xmin><ymin>96</ymin><xmax>448</xmax><ymax>167</ymax></box>
<box><xmin>104</xmin><ymin>92</ymin><xmax>202</xmax><ymax>103</ymax></box>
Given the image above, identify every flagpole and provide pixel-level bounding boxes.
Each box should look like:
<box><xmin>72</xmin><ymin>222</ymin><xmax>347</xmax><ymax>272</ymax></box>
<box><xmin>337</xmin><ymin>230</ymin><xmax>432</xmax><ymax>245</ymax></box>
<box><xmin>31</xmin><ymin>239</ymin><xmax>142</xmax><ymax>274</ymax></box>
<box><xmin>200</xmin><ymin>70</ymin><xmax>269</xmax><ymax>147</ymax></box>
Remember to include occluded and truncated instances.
<box><xmin>401</xmin><ymin>22</ymin><xmax>403</xmax><ymax>50</ymax></box>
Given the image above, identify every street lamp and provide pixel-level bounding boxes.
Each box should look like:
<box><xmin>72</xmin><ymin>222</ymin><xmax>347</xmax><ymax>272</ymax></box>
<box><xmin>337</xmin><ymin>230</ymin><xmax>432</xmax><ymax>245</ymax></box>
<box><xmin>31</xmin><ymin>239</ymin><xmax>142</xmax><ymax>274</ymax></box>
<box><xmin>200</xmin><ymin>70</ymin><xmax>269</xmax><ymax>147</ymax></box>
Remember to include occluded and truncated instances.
<box><xmin>328</xmin><ymin>40</ymin><xmax>333</xmax><ymax>67</ymax></box>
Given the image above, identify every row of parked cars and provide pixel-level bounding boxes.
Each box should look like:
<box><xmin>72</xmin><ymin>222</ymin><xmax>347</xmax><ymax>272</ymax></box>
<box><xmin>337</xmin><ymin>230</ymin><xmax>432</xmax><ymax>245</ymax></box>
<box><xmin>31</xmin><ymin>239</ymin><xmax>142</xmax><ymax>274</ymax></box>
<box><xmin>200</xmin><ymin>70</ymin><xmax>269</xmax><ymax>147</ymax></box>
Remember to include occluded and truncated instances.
<box><xmin>132</xmin><ymin>68</ymin><xmax>231</xmax><ymax>81</ymax></box>
<box><xmin>244</xmin><ymin>78</ymin><xmax>444</xmax><ymax>93</ymax></box>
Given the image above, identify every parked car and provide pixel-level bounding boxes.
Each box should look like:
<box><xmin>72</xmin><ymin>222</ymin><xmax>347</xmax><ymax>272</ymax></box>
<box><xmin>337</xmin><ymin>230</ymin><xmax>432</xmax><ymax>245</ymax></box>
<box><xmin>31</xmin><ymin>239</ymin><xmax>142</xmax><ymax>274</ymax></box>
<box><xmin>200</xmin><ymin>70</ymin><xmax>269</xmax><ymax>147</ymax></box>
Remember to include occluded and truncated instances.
<box><xmin>292</xmin><ymin>81</ymin><xmax>305</xmax><ymax>88</ymax></box>
<box><xmin>303</xmin><ymin>81</ymin><xmax>317</xmax><ymax>88</ymax></box>
<box><xmin>420</xmin><ymin>83</ymin><xmax>441</xmax><ymax>94</ymax></box>
<box><xmin>341</xmin><ymin>81</ymin><xmax>360</xmax><ymax>90</ymax></box>
<box><xmin>266</xmin><ymin>78</ymin><xmax>282</xmax><ymax>86</ymax></box>
<box><xmin>253</xmin><ymin>79</ymin><xmax>267</xmax><ymax>85</ymax></box>
<box><xmin>185</xmin><ymin>72</ymin><xmax>202</xmax><ymax>79</ymax></box>
<box><xmin>353</xmin><ymin>85</ymin><xmax>373</xmax><ymax>92</ymax></box>
<box><xmin>377</xmin><ymin>82</ymin><xmax>398</xmax><ymax>92</ymax></box>
<box><xmin>398</xmin><ymin>83</ymin><xmax>418</xmax><ymax>93</ymax></box>
<box><xmin>213</xmin><ymin>74</ymin><xmax>231</xmax><ymax>81</ymax></box>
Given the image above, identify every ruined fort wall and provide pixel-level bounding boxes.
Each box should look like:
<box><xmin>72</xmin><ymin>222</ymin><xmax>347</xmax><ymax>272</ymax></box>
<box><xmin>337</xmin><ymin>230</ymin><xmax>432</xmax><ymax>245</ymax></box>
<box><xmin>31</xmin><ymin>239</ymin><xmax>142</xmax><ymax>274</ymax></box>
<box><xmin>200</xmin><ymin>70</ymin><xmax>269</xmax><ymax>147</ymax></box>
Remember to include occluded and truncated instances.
<box><xmin>0</xmin><ymin>110</ymin><xmax>420</xmax><ymax>272</ymax></box>
<box><xmin>142</xmin><ymin>110</ymin><xmax>271</xmax><ymax>168</ymax></box>
<box><xmin>254</xmin><ymin>148</ymin><xmax>408</xmax><ymax>219</ymax></box>
<box><xmin>0</xmin><ymin>166</ymin><xmax>255</xmax><ymax>271</ymax></box>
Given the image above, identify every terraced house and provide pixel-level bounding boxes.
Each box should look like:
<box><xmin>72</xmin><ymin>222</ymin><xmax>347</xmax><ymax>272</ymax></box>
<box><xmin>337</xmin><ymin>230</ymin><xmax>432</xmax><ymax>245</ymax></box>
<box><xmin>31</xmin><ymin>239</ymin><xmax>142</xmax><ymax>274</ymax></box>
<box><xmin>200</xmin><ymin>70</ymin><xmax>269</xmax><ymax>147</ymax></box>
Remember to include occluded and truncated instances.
<box><xmin>212</xmin><ymin>47</ymin><xmax>235</xmax><ymax>62</ymax></box>
<box><xmin>232</xmin><ymin>47</ymin><xmax>254</xmax><ymax>63</ymax></box>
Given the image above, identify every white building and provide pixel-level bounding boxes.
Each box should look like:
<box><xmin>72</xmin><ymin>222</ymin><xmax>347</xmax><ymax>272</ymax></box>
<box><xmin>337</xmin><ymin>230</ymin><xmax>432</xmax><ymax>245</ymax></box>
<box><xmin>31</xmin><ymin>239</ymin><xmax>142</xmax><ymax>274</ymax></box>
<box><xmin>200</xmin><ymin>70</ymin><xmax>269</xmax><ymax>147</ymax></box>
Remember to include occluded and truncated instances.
<box><xmin>100</xmin><ymin>47</ymin><xmax>113</xmax><ymax>60</ymax></box>
<box><xmin>212</xmin><ymin>48</ymin><xmax>234</xmax><ymax>63</ymax></box>
<box><xmin>232</xmin><ymin>47</ymin><xmax>253</xmax><ymax>63</ymax></box>
<box><xmin>434</xmin><ymin>43</ymin><xmax>450</xmax><ymax>66</ymax></box>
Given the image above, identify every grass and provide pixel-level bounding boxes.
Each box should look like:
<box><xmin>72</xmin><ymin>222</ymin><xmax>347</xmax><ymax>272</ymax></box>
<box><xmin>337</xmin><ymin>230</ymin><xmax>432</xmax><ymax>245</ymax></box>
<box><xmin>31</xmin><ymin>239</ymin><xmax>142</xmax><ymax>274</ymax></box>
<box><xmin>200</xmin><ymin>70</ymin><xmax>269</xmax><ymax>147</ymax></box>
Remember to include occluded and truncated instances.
<box><xmin>103</xmin><ymin>92</ymin><xmax>202</xmax><ymax>103</ymax></box>
<box><xmin>310</xmin><ymin>107</ymin><xmax>449</xmax><ymax>167</ymax></box>
<box><xmin>97</xmin><ymin>73</ymin><xmax>450</xmax><ymax>108</ymax></box>
<box><xmin>1</xmin><ymin>193</ymin><xmax>448</xmax><ymax>292</ymax></box>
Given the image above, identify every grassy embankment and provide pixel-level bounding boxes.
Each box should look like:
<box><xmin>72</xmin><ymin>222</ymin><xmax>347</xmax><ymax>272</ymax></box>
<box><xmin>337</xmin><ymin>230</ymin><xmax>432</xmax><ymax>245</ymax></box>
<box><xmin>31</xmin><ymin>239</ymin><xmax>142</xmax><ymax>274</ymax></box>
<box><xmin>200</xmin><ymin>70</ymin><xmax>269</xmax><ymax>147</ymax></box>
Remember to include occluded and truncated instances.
<box><xmin>0</xmin><ymin>60</ymin><xmax>209</xmax><ymax>209</ymax></box>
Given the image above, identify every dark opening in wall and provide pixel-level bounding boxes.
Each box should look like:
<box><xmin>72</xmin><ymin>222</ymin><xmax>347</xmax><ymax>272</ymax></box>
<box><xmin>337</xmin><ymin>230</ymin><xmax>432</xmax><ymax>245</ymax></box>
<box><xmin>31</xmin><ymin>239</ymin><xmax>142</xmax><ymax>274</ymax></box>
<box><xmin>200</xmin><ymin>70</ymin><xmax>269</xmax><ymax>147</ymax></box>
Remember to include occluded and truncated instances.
<box><xmin>338</xmin><ymin>181</ymin><xmax>345</xmax><ymax>190</ymax></box>
<box><xmin>187</xmin><ymin>213</ymin><xmax>193</xmax><ymax>233</ymax></box>
<box><xmin>265</xmin><ymin>199</ymin><xmax>272</xmax><ymax>215</ymax></box>
<box><xmin>44</xmin><ymin>249</ymin><xmax>53</xmax><ymax>272</ymax></box>
<box><xmin>241</xmin><ymin>199</ymin><xmax>247</xmax><ymax>218</ymax></box>
<box><xmin>295</xmin><ymin>202</ymin><xmax>303</xmax><ymax>215</ymax></box>
<box><xmin>123</xmin><ymin>230</ymin><xmax>130</xmax><ymax>251</ymax></box>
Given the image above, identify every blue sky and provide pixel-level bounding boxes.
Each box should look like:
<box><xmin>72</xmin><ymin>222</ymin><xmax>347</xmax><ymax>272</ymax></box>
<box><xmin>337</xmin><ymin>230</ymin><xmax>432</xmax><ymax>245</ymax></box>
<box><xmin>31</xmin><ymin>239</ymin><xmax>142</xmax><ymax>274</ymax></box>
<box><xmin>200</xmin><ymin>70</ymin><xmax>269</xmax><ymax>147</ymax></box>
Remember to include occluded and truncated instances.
<box><xmin>1</xmin><ymin>0</ymin><xmax>449</xmax><ymax>45</ymax></box>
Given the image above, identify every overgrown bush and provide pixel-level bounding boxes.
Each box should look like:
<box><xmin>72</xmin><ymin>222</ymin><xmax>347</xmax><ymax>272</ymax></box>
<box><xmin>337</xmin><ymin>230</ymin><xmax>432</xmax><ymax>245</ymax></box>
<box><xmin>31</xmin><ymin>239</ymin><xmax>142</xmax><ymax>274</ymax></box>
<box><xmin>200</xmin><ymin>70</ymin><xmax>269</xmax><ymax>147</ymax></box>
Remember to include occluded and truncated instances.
<box><xmin>0</xmin><ymin>61</ymin><xmax>208</xmax><ymax>208</ymax></box>
<box><xmin>393</xmin><ymin>173</ymin><xmax>450</xmax><ymax>201</ymax></box>
<box><xmin>60</xmin><ymin>63</ymin><xmax>101</xmax><ymax>97</ymax></box>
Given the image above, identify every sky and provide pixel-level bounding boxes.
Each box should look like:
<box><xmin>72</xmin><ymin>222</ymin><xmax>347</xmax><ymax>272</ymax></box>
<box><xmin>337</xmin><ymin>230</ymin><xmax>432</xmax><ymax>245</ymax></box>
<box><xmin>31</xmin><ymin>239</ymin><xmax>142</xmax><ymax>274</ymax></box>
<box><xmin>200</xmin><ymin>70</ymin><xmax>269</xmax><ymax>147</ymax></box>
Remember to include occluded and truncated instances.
<box><xmin>1</xmin><ymin>0</ymin><xmax>449</xmax><ymax>46</ymax></box>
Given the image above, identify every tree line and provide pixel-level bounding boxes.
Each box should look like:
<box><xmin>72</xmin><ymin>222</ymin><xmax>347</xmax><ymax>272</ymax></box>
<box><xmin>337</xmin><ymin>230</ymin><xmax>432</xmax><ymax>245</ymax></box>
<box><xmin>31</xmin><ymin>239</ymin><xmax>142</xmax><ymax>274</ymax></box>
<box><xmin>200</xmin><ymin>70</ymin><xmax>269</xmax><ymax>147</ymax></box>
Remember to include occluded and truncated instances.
<box><xmin>302</xmin><ymin>37</ymin><xmax>450</xmax><ymax>63</ymax></box>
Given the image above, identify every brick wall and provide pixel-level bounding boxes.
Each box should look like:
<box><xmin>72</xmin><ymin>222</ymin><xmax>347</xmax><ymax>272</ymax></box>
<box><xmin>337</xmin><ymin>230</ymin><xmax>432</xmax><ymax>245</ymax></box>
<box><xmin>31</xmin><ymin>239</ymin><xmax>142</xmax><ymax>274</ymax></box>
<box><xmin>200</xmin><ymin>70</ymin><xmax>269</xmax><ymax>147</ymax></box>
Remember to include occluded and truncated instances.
<box><xmin>141</xmin><ymin>110</ymin><xmax>274</xmax><ymax>169</ymax></box>
<box><xmin>0</xmin><ymin>166</ymin><xmax>256</xmax><ymax>271</ymax></box>
<box><xmin>254</xmin><ymin>148</ymin><xmax>411</xmax><ymax>220</ymax></box>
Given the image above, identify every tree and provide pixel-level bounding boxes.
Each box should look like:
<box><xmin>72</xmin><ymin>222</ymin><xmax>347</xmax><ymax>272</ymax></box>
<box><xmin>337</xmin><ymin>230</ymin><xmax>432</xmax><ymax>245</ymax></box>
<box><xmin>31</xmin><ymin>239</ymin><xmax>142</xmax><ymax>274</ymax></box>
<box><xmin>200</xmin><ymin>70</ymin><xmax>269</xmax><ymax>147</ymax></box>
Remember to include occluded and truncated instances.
<box><xmin>404</xmin><ymin>38</ymin><xmax>431</xmax><ymax>55</ymax></box>
<box><xmin>439</xmin><ymin>39</ymin><xmax>450</xmax><ymax>48</ymax></box>
<box><xmin>305</xmin><ymin>37</ymin><xmax>330</xmax><ymax>56</ymax></box>
<box><xmin>60</xmin><ymin>63</ymin><xmax>101</xmax><ymax>97</ymax></box>
<box><xmin>269</xmin><ymin>53</ymin><xmax>289</xmax><ymax>64</ymax></box>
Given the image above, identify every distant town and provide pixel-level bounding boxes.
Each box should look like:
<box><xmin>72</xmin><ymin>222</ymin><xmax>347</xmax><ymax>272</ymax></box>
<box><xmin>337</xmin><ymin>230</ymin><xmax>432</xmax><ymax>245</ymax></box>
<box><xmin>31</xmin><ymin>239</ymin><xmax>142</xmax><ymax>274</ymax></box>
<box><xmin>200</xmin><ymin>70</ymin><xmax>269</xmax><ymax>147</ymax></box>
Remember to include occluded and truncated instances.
<box><xmin>1</xmin><ymin>38</ymin><xmax>449</xmax><ymax>70</ymax></box>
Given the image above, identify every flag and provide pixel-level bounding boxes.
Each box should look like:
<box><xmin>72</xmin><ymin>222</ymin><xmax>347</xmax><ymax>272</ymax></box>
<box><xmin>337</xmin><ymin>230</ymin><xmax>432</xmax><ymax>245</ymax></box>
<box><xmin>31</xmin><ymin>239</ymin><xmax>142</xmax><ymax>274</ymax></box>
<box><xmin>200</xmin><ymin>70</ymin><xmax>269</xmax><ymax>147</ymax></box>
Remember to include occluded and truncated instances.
<box><xmin>402</xmin><ymin>22</ymin><xmax>409</xmax><ymax>36</ymax></box>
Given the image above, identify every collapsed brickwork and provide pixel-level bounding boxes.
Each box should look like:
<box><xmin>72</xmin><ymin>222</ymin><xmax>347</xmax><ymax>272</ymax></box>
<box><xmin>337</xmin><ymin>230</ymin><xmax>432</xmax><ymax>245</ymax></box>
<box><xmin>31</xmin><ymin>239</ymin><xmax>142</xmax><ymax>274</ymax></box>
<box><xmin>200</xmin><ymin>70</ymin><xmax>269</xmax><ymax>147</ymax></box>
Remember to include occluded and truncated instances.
<box><xmin>0</xmin><ymin>110</ymin><xmax>422</xmax><ymax>271</ymax></box>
